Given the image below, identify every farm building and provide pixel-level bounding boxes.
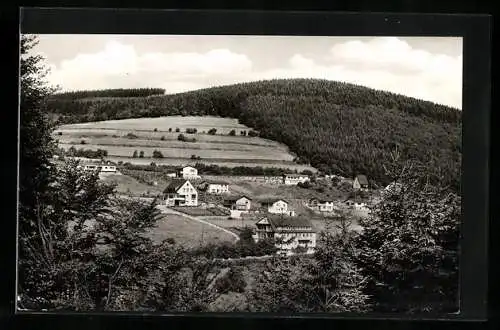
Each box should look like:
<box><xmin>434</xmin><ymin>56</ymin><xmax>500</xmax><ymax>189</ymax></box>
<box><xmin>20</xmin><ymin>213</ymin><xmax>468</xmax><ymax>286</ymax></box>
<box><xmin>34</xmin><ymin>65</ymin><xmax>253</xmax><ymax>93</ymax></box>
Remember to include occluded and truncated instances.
<box><xmin>166</xmin><ymin>172</ymin><xmax>177</xmax><ymax>178</ymax></box>
<box><xmin>176</xmin><ymin>166</ymin><xmax>201</xmax><ymax>180</ymax></box>
<box><xmin>353</xmin><ymin>174</ymin><xmax>369</xmax><ymax>191</ymax></box>
<box><xmin>77</xmin><ymin>160</ymin><xmax>117</xmax><ymax>173</ymax></box>
<box><xmin>254</xmin><ymin>215</ymin><xmax>317</xmax><ymax>255</ymax></box>
<box><xmin>259</xmin><ymin>198</ymin><xmax>295</xmax><ymax>216</ymax></box>
<box><xmin>309</xmin><ymin>198</ymin><xmax>336</xmax><ymax>212</ymax></box>
<box><xmin>163</xmin><ymin>179</ymin><xmax>198</xmax><ymax>207</ymax></box>
<box><xmin>282</xmin><ymin>173</ymin><xmax>310</xmax><ymax>185</ymax></box>
<box><xmin>223</xmin><ymin>195</ymin><xmax>252</xmax><ymax>211</ymax></box>
<box><xmin>198</xmin><ymin>180</ymin><xmax>230</xmax><ymax>194</ymax></box>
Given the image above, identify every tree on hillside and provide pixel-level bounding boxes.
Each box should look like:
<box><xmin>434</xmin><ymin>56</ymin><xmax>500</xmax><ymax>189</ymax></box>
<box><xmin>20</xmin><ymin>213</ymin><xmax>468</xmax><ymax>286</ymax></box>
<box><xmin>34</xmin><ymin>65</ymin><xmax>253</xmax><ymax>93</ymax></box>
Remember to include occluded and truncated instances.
<box><xmin>228</xmin><ymin>130</ymin><xmax>236</xmax><ymax>136</ymax></box>
<box><xmin>354</xmin><ymin>156</ymin><xmax>460</xmax><ymax>314</ymax></box>
<box><xmin>175</xmin><ymin>128</ymin><xmax>180</xmax><ymax>133</ymax></box>
<box><xmin>132</xmin><ymin>150</ymin><xmax>138</xmax><ymax>158</ymax></box>
<box><xmin>207</xmin><ymin>128</ymin><xmax>217</xmax><ymax>135</ymax></box>
<box><xmin>152</xmin><ymin>150</ymin><xmax>164</xmax><ymax>158</ymax></box>
<box><xmin>139</xmin><ymin>151</ymin><xmax>145</xmax><ymax>158</ymax></box>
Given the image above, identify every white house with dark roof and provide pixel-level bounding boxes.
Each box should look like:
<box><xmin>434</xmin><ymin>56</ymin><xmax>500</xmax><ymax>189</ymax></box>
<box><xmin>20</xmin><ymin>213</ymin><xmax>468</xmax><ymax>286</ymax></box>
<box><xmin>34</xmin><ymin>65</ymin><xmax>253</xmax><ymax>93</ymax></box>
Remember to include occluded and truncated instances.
<box><xmin>282</xmin><ymin>173</ymin><xmax>310</xmax><ymax>185</ymax></box>
<box><xmin>254</xmin><ymin>215</ymin><xmax>317</xmax><ymax>255</ymax></box>
<box><xmin>309</xmin><ymin>198</ymin><xmax>336</xmax><ymax>212</ymax></box>
<box><xmin>353</xmin><ymin>174</ymin><xmax>369</xmax><ymax>191</ymax></box>
<box><xmin>176</xmin><ymin>166</ymin><xmax>200</xmax><ymax>180</ymax></box>
<box><xmin>223</xmin><ymin>195</ymin><xmax>252</xmax><ymax>211</ymax></box>
<box><xmin>199</xmin><ymin>179</ymin><xmax>230</xmax><ymax>194</ymax></box>
<box><xmin>259</xmin><ymin>198</ymin><xmax>295</xmax><ymax>216</ymax></box>
<box><xmin>163</xmin><ymin>179</ymin><xmax>198</xmax><ymax>206</ymax></box>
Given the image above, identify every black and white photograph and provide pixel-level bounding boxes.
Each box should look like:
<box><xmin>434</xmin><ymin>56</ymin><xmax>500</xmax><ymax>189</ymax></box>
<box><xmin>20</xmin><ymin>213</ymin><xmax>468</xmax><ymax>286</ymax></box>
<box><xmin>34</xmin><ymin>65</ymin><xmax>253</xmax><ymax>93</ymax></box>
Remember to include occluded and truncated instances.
<box><xmin>18</xmin><ymin>33</ymin><xmax>463</xmax><ymax>315</ymax></box>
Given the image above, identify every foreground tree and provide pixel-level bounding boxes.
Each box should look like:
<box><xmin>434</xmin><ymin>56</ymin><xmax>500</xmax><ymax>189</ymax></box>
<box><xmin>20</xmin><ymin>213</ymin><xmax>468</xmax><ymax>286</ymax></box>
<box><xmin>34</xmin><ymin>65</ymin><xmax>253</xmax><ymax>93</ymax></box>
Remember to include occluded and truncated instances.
<box><xmin>18</xmin><ymin>34</ymin><xmax>59</xmax><ymax>307</ymax></box>
<box><xmin>354</xmin><ymin>155</ymin><xmax>460</xmax><ymax>314</ymax></box>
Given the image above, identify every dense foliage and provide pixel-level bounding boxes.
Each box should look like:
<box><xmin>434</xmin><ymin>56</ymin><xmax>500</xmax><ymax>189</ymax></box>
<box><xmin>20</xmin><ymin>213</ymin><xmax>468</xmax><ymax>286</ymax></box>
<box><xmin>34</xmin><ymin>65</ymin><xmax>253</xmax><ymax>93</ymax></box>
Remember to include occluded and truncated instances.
<box><xmin>354</xmin><ymin>158</ymin><xmax>460</xmax><ymax>313</ymax></box>
<box><xmin>50</xmin><ymin>88</ymin><xmax>165</xmax><ymax>100</ymax></box>
<box><xmin>46</xmin><ymin>79</ymin><xmax>461</xmax><ymax>191</ymax></box>
<box><xmin>59</xmin><ymin>146</ymin><xmax>108</xmax><ymax>159</ymax></box>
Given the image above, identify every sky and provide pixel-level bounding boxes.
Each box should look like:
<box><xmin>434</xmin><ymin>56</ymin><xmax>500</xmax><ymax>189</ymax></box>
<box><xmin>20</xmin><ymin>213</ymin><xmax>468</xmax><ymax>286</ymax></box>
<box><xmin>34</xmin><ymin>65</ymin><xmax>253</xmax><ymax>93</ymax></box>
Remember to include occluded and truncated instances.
<box><xmin>30</xmin><ymin>35</ymin><xmax>463</xmax><ymax>109</ymax></box>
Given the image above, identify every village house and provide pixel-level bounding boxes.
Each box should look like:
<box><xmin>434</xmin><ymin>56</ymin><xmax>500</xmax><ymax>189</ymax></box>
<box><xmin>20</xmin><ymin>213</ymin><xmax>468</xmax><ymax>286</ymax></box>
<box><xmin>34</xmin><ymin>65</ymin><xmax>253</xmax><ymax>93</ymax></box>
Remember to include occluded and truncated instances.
<box><xmin>282</xmin><ymin>173</ymin><xmax>310</xmax><ymax>185</ymax></box>
<box><xmin>309</xmin><ymin>198</ymin><xmax>336</xmax><ymax>212</ymax></box>
<box><xmin>353</xmin><ymin>174</ymin><xmax>369</xmax><ymax>191</ymax></box>
<box><xmin>165</xmin><ymin>172</ymin><xmax>177</xmax><ymax>178</ymax></box>
<box><xmin>163</xmin><ymin>179</ymin><xmax>198</xmax><ymax>207</ymax></box>
<box><xmin>254</xmin><ymin>215</ymin><xmax>317</xmax><ymax>255</ymax></box>
<box><xmin>259</xmin><ymin>198</ymin><xmax>295</xmax><ymax>216</ymax></box>
<box><xmin>198</xmin><ymin>180</ymin><xmax>230</xmax><ymax>194</ymax></box>
<box><xmin>78</xmin><ymin>160</ymin><xmax>117</xmax><ymax>173</ymax></box>
<box><xmin>223</xmin><ymin>195</ymin><xmax>252</xmax><ymax>211</ymax></box>
<box><xmin>176</xmin><ymin>166</ymin><xmax>201</xmax><ymax>180</ymax></box>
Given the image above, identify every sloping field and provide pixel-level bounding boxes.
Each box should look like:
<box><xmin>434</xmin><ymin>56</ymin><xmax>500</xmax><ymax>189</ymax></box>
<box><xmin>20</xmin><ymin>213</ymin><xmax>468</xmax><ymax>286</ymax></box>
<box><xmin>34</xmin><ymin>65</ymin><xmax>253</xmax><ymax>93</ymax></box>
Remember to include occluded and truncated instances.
<box><xmin>58</xmin><ymin>143</ymin><xmax>292</xmax><ymax>161</ymax></box>
<box><xmin>100</xmin><ymin>173</ymin><xmax>164</xmax><ymax>196</ymax></box>
<box><xmin>61</xmin><ymin>116</ymin><xmax>249</xmax><ymax>135</ymax></box>
<box><xmin>54</xmin><ymin>116</ymin><xmax>317</xmax><ymax>171</ymax></box>
<box><xmin>145</xmin><ymin>214</ymin><xmax>236</xmax><ymax>249</ymax></box>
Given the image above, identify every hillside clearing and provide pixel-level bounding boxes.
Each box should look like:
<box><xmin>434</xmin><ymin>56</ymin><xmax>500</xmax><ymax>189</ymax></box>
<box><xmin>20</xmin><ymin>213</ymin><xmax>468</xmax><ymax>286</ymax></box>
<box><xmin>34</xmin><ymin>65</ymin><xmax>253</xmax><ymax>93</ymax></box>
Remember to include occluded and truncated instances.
<box><xmin>145</xmin><ymin>213</ymin><xmax>236</xmax><ymax>249</ymax></box>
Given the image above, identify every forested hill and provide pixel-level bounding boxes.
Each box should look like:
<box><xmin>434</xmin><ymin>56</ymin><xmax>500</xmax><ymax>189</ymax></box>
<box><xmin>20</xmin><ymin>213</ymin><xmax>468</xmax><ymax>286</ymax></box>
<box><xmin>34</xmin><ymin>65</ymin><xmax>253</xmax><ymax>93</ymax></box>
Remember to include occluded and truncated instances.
<box><xmin>46</xmin><ymin>79</ymin><xmax>462</xmax><ymax>190</ymax></box>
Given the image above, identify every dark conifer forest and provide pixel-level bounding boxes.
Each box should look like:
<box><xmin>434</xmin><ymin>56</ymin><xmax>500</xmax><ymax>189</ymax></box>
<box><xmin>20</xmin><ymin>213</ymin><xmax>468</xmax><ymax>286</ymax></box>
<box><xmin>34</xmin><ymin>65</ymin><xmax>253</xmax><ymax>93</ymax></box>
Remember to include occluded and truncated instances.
<box><xmin>46</xmin><ymin>79</ymin><xmax>462</xmax><ymax>192</ymax></box>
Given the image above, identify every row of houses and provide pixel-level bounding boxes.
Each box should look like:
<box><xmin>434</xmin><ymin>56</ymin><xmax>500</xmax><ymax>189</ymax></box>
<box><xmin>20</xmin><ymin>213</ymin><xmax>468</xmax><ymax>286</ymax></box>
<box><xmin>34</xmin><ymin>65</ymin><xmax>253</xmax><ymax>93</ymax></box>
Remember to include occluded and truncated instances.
<box><xmin>172</xmin><ymin>166</ymin><xmax>311</xmax><ymax>186</ymax></box>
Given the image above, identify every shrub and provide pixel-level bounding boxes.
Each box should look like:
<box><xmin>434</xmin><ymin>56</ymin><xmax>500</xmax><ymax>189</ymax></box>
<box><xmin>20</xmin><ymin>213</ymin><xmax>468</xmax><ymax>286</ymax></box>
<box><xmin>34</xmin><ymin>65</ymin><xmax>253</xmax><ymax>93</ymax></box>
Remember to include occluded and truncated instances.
<box><xmin>152</xmin><ymin>150</ymin><xmax>164</xmax><ymax>158</ymax></box>
<box><xmin>297</xmin><ymin>181</ymin><xmax>312</xmax><ymax>189</ymax></box>
<box><xmin>186</xmin><ymin>128</ymin><xmax>197</xmax><ymax>134</ymax></box>
<box><xmin>208</xmin><ymin>128</ymin><xmax>217</xmax><ymax>135</ymax></box>
<box><xmin>139</xmin><ymin>151</ymin><xmax>145</xmax><ymax>158</ymax></box>
<box><xmin>153</xmin><ymin>128</ymin><xmax>158</xmax><ymax>132</ymax></box>
<box><xmin>228</xmin><ymin>130</ymin><xmax>236</xmax><ymax>136</ymax></box>
<box><xmin>168</xmin><ymin>128</ymin><xmax>172</xmax><ymax>132</ymax></box>
<box><xmin>126</xmin><ymin>133</ymin><xmax>139</xmax><ymax>139</ymax></box>
<box><xmin>166</xmin><ymin>237</ymin><xmax>176</xmax><ymax>245</ymax></box>
<box><xmin>132</xmin><ymin>150</ymin><xmax>138</xmax><ymax>158</ymax></box>
<box><xmin>175</xmin><ymin>128</ymin><xmax>180</xmax><ymax>133</ymax></box>
<box><xmin>214</xmin><ymin>267</ymin><xmax>246</xmax><ymax>294</ymax></box>
<box><xmin>248</xmin><ymin>130</ymin><xmax>259</xmax><ymax>137</ymax></box>
<box><xmin>80</xmin><ymin>140</ymin><xmax>86</xmax><ymax>145</ymax></box>
<box><xmin>160</xmin><ymin>136</ymin><xmax>166</xmax><ymax>141</ymax></box>
<box><xmin>57</xmin><ymin>132</ymin><xmax>62</xmax><ymax>136</ymax></box>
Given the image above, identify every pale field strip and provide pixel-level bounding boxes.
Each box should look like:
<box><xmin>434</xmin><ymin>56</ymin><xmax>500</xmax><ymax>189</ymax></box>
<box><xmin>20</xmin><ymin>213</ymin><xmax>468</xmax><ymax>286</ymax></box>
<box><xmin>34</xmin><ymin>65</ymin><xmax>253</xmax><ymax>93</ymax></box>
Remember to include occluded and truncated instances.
<box><xmin>58</xmin><ymin>143</ymin><xmax>293</xmax><ymax>161</ymax></box>
<box><xmin>56</xmin><ymin>136</ymin><xmax>290</xmax><ymax>152</ymax></box>
<box><xmin>55</xmin><ymin>129</ymin><xmax>283</xmax><ymax>147</ymax></box>
<box><xmin>61</xmin><ymin>116</ymin><xmax>249</xmax><ymax>133</ymax></box>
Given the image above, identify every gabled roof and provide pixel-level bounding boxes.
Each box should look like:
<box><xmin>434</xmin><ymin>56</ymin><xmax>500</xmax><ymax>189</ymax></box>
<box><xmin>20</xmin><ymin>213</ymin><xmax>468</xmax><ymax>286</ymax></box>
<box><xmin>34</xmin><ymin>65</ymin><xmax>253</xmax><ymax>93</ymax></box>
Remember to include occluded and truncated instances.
<box><xmin>164</xmin><ymin>179</ymin><xmax>189</xmax><ymax>193</ymax></box>
<box><xmin>355</xmin><ymin>174</ymin><xmax>369</xmax><ymax>185</ymax></box>
<box><xmin>259</xmin><ymin>198</ymin><xmax>289</xmax><ymax>205</ymax></box>
<box><xmin>224</xmin><ymin>195</ymin><xmax>252</xmax><ymax>202</ymax></box>
<box><xmin>256</xmin><ymin>215</ymin><xmax>314</xmax><ymax>231</ymax></box>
